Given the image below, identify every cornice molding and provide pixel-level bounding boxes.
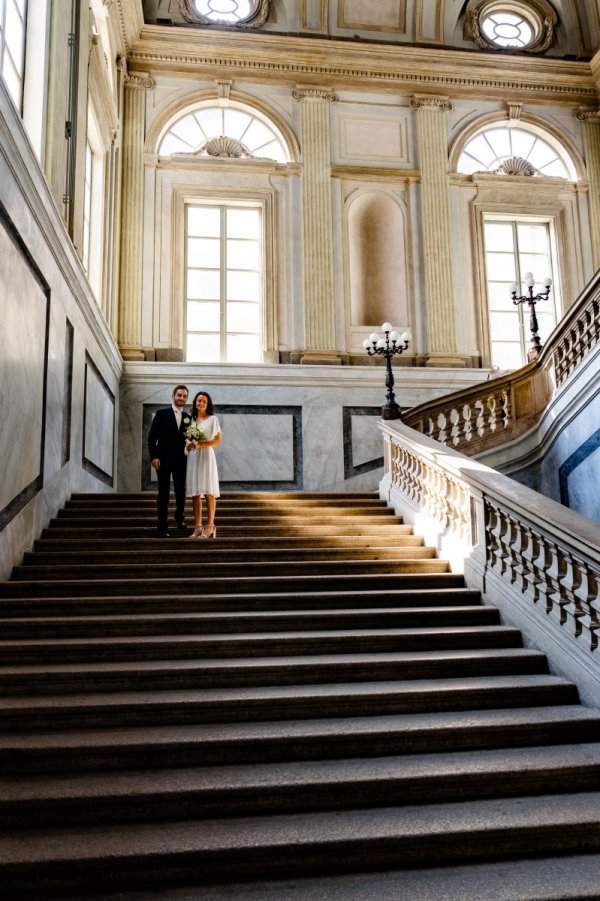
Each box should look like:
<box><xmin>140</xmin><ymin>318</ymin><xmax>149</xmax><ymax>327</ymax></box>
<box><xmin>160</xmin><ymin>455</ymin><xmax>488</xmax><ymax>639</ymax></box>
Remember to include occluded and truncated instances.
<box><xmin>127</xmin><ymin>26</ymin><xmax>598</xmax><ymax>105</ymax></box>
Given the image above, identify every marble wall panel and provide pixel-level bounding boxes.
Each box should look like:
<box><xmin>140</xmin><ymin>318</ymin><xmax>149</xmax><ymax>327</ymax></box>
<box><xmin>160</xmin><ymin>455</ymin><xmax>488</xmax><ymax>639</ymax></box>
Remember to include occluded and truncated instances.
<box><xmin>0</xmin><ymin>209</ymin><xmax>49</xmax><ymax>527</ymax></box>
<box><xmin>121</xmin><ymin>364</ymin><xmax>486</xmax><ymax>495</ymax></box>
<box><xmin>343</xmin><ymin>407</ymin><xmax>384</xmax><ymax>479</ymax></box>
<box><xmin>83</xmin><ymin>355</ymin><xmax>116</xmax><ymax>485</ymax></box>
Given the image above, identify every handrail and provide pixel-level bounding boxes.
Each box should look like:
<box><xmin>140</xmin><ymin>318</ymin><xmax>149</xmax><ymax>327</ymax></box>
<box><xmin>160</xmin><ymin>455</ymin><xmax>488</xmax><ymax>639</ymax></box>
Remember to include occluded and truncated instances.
<box><xmin>404</xmin><ymin>269</ymin><xmax>600</xmax><ymax>455</ymax></box>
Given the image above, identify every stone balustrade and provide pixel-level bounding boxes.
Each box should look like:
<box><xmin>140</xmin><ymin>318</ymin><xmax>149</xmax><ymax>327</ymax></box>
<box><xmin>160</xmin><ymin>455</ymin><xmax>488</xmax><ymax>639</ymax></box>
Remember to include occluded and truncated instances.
<box><xmin>404</xmin><ymin>269</ymin><xmax>600</xmax><ymax>455</ymax></box>
<box><xmin>380</xmin><ymin>418</ymin><xmax>600</xmax><ymax>705</ymax></box>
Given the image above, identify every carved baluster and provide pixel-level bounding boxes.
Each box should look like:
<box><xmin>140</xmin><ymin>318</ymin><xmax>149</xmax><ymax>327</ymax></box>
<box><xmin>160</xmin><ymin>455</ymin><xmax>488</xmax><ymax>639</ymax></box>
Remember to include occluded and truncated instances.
<box><xmin>559</xmin><ymin>551</ymin><xmax>581</xmax><ymax>630</ymax></box>
<box><xmin>463</xmin><ymin>404</ymin><xmax>473</xmax><ymax>443</ymax></box>
<box><xmin>450</xmin><ymin>408</ymin><xmax>460</xmax><ymax>447</ymax></box>
<box><xmin>437</xmin><ymin>412</ymin><xmax>448</xmax><ymax>445</ymax></box>
<box><xmin>475</xmin><ymin>399</ymin><xmax>485</xmax><ymax>437</ymax></box>
<box><xmin>544</xmin><ymin>541</ymin><xmax>566</xmax><ymax>618</ymax></box>
<box><xmin>487</xmin><ymin>394</ymin><xmax>497</xmax><ymax>434</ymax></box>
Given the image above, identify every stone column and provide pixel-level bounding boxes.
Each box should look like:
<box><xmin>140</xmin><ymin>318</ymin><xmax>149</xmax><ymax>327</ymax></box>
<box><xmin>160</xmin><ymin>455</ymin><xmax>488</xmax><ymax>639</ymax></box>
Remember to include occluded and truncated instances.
<box><xmin>293</xmin><ymin>87</ymin><xmax>341</xmax><ymax>364</ymax></box>
<box><xmin>411</xmin><ymin>94</ymin><xmax>463</xmax><ymax>367</ymax></box>
<box><xmin>578</xmin><ymin>109</ymin><xmax>600</xmax><ymax>271</ymax></box>
<box><xmin>118</xmin><ymin>71</ymin><xmax>153</xmax><ymax>360</ymax></box>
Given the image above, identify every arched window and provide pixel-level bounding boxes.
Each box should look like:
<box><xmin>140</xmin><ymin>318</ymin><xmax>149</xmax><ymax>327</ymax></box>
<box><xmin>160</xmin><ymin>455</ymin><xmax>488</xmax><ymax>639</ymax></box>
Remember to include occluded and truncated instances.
<box><xmin>457</xmin><ymin>125</ymin><xmax>575</xmax><ymax>180</ymax></box>
<box><xmin>158</xmin><ymin>105</ymin><xmax>290</xmax><ymax>163</ymax></box>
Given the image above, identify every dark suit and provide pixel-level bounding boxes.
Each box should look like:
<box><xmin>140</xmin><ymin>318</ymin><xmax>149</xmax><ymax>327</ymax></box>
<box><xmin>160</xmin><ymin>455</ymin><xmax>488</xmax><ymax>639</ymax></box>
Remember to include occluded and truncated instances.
<box><xmin>148</xmin><ymin>407</ymin><xmax>190</xmax><ymax>530</ymax></box>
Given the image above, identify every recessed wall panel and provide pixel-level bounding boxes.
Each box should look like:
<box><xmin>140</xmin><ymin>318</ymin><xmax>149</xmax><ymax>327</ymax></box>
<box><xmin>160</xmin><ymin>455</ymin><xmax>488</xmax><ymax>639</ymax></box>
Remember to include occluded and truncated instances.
<box><xmin>83</xmin><ymin>355</ymin><xmax>115</xmax><ymax>485</ymax></box>
<box><xmin>0</xmin><ymin>213</ymin><xmax>49</xmax><ymax>523</ymax></box>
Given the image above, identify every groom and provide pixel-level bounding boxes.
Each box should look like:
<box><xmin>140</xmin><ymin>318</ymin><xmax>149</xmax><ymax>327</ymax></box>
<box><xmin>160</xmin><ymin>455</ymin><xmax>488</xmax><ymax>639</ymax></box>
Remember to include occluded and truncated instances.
<box><xmin>148</xmin><ymin>385</ymin><xmax>191</xmax><ymax>537</ymax></box>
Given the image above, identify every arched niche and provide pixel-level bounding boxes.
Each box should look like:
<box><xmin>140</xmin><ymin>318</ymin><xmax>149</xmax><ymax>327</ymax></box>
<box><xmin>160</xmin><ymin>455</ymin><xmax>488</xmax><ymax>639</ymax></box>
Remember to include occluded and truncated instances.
<box><xmin>348</xmin><ymin>191</ymin><xmax>408</xmax><ymax>329</ymax></box>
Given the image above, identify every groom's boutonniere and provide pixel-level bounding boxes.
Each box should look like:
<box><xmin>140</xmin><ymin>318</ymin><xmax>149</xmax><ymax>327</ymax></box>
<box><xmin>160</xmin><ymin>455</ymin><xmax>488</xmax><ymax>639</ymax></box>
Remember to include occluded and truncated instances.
<box><xmin>183</xmin><ymin>416</ymin><xmax>191</xmax><ymax>425</ymax></box>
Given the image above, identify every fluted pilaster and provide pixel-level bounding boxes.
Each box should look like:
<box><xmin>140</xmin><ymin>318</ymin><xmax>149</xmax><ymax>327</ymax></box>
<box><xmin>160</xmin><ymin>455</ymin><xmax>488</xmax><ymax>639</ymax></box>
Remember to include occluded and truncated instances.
<box><xmin>118</xmin><ymin>72</ymin><xmax>153</xmax><ymax>360</ymax></box>
<box><xmin>578</xmin><ymin>109</ymin><xmax>600</xmax><ymax>271</ymax></box>
<box><xmin>293</xmin><ymin>87</ymin><xmax>340</xmax><ymax>364</ymax></box>
<box><xmin>412</xmin><ymin>95</ymin><xmax>461</xmax><ymax>365</ymax></box>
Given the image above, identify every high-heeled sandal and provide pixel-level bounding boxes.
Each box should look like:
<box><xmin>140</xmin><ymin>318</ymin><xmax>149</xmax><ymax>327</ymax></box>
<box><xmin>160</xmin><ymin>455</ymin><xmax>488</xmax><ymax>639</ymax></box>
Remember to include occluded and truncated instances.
<box><xmin>188</xmin><ymin>527</ymin><xmax>203</xmax><ymax>539</ymax></box>
<box><xmin>202</xmin><ymin>525</ymin><xmax>216</xmax><ymax>539</ymax></box>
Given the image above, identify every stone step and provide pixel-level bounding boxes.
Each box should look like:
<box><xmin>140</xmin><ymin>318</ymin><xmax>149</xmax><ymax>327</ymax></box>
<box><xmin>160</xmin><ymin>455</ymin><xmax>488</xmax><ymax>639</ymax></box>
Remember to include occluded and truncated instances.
<box><xmin>0</xmin><ymin>604</ymin><xmax>501</xmax><ymax>640</ymax></box>
<box><xmin>55</xmin><ymin>506</ymin><xmax>399</xmax><ymax>519</ymax></box>
<box><xmin>0</xmin><ymin>705</ymin><xmax>597</xmax><ymax>774</ymax></box>
<box><xmin>0</xmin><ymin>648</ymin><xmax>548</xmax><ymax>695</ymax></box>
<box><xmin>0</xmin><ymin>586</ymin><xmax>481</xmax><ymax>617</ymax></box>
<box><xmin>0</xmin><ymin>570</ymin><xmax>465</xmax><ymax>598</ymax></box>
<box><xmin>41</xmin><ymin>523</ymin><xmax>416</xmax><ymax>540</ymax></box>
<box><xmin>0</xmin><ymin>675</ymin><xmax>578</xmax><ymax>732</ymax></box>
<box><xmin>0</xmin><ymin>625</ymin><xmax>524</xmax><ymax>663</ymax></box>
<box><xmin>106</xmin><ymin>854</ymin><xmax>600</xmax><ymax>901</ymax></box>
<box><xmin>22</xmin><ymin>546</ymin><xmax>438</xmax><ymax>566</ymax></box>
<box><xmin>32</xmin><ymin>535</ymin><xmax>426</xmax><ymax>554</ymax></box>
<box><xmin>2</xmin><ymin>791</ymin><xmax>600</xmax><ymax>893</ymax></box>
<box><xmin>64</xmin><ymin>497</ymin><xmax>389</xmax><ymax>509</ymax></box>
<box><xmin>70</xmin><ymin>491</ymin><xmax>381</xmax><ymax>501</ymax></box>
<box><xmin>2</xmin><ymin>743</ymin><xmax>599</xmax><ymax>829</ymax></box>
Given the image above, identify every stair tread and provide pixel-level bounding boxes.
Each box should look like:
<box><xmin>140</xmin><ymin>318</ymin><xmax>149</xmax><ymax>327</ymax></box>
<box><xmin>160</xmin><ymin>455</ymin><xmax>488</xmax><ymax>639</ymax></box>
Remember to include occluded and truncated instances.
<box><xmin>3</xmin><ymin>743</ymin><xmax>600</xmax><ymax>804</ymax></box>
<box><xmin>0</xmin><ymin>674</ymin><xmax>575</xmax><ymax>712</ymax></box>
<box><xmin>0</xmin><ymin>648</ymin><xmax>546</xmax><ymax>676</ymax></box>
<box><xmin>2</xmin><ymin>791</ymin><xmax>600</xmax><ymax>865</ymax></box>
<box><xmin>142</xmin><ymin>853</ymin><xmax>600</xmax><ymax>901</ymax></box>
<box><xmin>0</xmin><ymin>705</ymin><xmax>595</xmax><ymax>752</ymax></box>
<box><xmin>0</xmin><ymin>625</ymin><xmax>522</xmax><ymax>647</ymax></box>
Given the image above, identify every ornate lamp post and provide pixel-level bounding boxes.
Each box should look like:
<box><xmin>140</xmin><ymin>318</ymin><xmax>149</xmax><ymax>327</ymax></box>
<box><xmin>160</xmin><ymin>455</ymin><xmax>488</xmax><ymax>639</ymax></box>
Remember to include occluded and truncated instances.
<box><xmin>510</xmin><ymin>272</ymin><xmax>552</xmax><ymax>362</ymax></box>
<box><xmin>363</xmin><ymin>323</ymin><xmax>410</xmax><ymax>420</ymax></box>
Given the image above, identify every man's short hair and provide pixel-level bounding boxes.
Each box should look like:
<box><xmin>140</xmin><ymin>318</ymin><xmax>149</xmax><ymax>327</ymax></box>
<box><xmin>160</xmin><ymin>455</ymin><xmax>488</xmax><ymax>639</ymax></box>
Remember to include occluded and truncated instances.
<box><xmin>172</xmin><ymin>384</ymin><xmax>189</xmax><ymax>395</ymax></box>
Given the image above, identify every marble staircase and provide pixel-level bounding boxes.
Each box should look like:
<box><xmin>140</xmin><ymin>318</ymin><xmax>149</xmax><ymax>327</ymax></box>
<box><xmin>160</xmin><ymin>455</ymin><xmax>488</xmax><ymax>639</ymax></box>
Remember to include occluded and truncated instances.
<box><xmin>1</xmin><ymin>492</ymin><xmax>600</xmax><ymax>898</ymax></box>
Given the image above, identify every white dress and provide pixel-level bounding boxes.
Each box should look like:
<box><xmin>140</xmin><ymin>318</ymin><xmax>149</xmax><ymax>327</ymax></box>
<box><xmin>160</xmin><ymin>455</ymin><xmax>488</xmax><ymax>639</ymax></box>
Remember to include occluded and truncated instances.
<box><xmin>185</xmin><ymin>414</ymin><xmax>221</xmax><ymax>498</ymax></box>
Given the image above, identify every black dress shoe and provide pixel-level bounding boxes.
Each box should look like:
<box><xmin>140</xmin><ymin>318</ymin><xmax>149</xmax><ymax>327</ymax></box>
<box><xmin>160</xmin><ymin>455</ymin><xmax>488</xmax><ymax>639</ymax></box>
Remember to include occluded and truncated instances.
<box><xmin>156</xmin><ymin>529</ymin><xmax>171</xmax><ymax>538</ymax></box>
<box><xmin>175</xmin><ymin>518</ymin><xmax>186</xmax><ymax>529</ymax></box>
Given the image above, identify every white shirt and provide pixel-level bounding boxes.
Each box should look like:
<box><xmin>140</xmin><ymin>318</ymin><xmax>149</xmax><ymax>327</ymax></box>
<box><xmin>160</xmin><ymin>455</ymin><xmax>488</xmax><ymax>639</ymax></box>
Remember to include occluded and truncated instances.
<box><xmin>172</xmin><ymin>405</ymin><xmax>182</xmax><ymax>427</ymax></box>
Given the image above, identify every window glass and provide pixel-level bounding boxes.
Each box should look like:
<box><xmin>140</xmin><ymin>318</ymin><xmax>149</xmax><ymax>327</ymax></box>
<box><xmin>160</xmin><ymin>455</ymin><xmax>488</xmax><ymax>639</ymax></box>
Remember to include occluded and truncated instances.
<box><xmin>0</xmin><ymin>0</ymin><xmax>26</xmax><ymax>109</ymax></box>
<box><xmin>185</xmin><ymin>203</ymin><xmax>263</xmax><ymax>363</ymax></box>
<box><xmin>484</xmin><ymin>218</ymin><xmax>559</xmax><ymax>369</ymax></box>
<box><xmin>481</xmin><ymin>10</ymin><xmax>533</xmax><ymax>48</ymax></box>
<box><xmin>193</xmin><ymin>0</ymin><xmax>258</xmax><ymax>24</ymax></box>
<box><xmin>458</xmin><ymin>126</ymin><xmax>573</xmax><ymax>179</ymax></box>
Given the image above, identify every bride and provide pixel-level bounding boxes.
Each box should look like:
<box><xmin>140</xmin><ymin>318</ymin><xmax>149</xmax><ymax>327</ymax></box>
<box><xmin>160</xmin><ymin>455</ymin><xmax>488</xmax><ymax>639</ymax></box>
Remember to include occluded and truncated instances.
<box><xmin>184</xmin><ymin>391</ymin><xmax>222</xmax><ymax>539</ymax></box>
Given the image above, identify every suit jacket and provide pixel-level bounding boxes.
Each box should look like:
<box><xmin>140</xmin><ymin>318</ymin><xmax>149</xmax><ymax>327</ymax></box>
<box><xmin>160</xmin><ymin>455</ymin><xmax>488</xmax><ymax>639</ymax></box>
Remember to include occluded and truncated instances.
<box><xmin>148</xmin><ymin>407</ymin><xmax>191</xmax><ymax>462</ymax></box>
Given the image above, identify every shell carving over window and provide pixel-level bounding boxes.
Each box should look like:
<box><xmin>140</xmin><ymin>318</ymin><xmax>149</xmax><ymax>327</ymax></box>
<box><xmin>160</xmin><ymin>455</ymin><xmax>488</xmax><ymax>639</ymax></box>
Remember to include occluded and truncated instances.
<box><xmin>197</xmin><ymin>137</ymin><xmax>253</xmax><ymax>158</ymax></box>
<box><xmin>179</xmin><ymin>0</ymin><xmax>270</xmax><ymax>28</ymax></box>
<box><xmin>493</xmin><ymin>157</ymin><xmax>540</xmax><ymax>176</ymax></box>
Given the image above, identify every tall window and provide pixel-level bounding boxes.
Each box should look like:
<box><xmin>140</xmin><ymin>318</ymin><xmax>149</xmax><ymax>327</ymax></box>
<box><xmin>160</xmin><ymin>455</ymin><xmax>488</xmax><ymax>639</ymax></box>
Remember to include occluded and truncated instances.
<box><xmin>82</xmin><ymin>112</ymin><xmax>105</xmax><ymax>301</ymax></box>
<box><xmin>483</xmin><ymin>218</ymin><xmax>559</xmax><ymax>369</ymax></box>
<box><xmin>185</xmin><ymin>204</ymin><xmax>262</xmax><ymax>363</ymax></box>
<box><xmin>0</xmin><ymin>0</ymin><xmax>26</xmax><ymax>109</ymax></box>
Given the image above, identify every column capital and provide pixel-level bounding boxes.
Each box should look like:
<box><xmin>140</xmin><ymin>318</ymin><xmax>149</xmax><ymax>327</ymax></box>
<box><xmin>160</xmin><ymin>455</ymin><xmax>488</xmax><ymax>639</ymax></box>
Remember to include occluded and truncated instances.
<box><xmin>577</xmin><ymin>107</ymin><xmax>600</xmax><ymax>122</ymax></box>
<box><xmin>293</xmin><ymin>86</ymin><xmax>337</xmax><ymax>103</ymax></box>
<box><xmin>411</xmin><ymin>94</ymin><xmax>452</xmax><ymax>112</ymax></box>
<box><xmin>124</xmin><ymin>72</ymin><xmax>155</xmax><ymax>90</ymax></box>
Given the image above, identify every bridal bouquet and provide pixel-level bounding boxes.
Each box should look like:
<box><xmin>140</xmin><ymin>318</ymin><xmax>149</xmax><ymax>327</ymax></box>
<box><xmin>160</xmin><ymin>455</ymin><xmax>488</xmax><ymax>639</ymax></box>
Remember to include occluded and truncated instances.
<box><xmin>184</xmin><ymin>423</ymin><xmax>207</xmax><ymax>444</ymax></box>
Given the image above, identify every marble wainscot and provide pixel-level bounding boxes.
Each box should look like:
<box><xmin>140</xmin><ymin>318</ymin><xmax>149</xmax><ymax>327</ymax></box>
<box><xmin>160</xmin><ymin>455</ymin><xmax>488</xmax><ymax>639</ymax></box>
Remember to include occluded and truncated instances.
<box><xmin>119</xmin><ymin>362</ymin><xmax>486</xmax><ymax>494</ymax></box>
<box><xmin>0</xmin><ymin>77</ymin><xmax>121</xmax><ymax>581</ymax></box>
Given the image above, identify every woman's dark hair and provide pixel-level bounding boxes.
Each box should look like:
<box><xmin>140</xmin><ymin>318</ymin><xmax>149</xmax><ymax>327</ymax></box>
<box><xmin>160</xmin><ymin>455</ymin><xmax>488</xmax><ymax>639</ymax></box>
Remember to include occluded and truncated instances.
<box><xmin>192</xmin><ymin>391</ymin><xmax>215</xmax><ymax>417</ymax></box>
